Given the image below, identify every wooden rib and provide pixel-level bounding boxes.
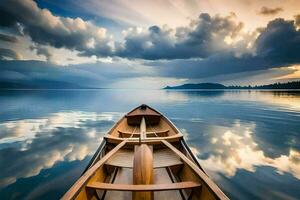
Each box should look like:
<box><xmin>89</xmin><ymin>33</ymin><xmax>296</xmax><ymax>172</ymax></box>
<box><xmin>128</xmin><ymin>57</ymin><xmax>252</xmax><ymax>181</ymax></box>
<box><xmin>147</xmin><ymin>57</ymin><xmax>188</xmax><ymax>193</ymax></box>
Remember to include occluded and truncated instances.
<box><xmin>61</xmin><ymin>140</ymin><xmax>127</xmax><ymax>200</ymax></box>
<box><xmin>161</xmin><ymin>140</ymin><xmax>229</xmax><ymax>200</ymax></box>
<box><xmin>86</xmin><ymin>181</ymin><xmax>201</xmax><ymax>191</ymax></box>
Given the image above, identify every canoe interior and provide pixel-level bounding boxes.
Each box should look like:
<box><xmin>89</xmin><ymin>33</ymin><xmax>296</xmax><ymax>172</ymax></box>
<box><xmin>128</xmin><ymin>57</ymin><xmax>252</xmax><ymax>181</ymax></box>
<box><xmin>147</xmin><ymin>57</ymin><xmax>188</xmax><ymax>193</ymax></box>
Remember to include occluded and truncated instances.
<box><xmin>62</xmin><ymin>105</ymin><xmax>228</xmax><ymax>200</ymax></box>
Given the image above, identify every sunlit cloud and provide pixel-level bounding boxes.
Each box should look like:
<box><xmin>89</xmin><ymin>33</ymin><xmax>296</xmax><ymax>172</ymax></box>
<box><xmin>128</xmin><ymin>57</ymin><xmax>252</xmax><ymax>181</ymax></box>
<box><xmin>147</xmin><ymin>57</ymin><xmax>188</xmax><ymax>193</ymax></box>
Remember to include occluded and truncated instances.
<box><xmin>1</xmin><ymin>0</ymin><xmax>300</xmax><ymax>87</ymax></box>
<box><xmin>274</xmin><ymin>65</ymin><xmax>300</xmax><ymax>80</ymax></box>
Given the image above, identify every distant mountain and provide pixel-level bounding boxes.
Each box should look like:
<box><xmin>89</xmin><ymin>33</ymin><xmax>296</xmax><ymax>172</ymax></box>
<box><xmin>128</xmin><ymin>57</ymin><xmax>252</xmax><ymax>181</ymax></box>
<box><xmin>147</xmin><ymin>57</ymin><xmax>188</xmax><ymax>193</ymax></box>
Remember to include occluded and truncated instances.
<box><xmin>0</xmin><ymin>80</ymin><xmax>90</xmax><ymax>89</ymax></box>
<box><xmin>164</xmin><ymin>83</ymin><xmax>226</xmax><ymax>89</ymax></box>
<box><xmin>0</xmin><ymin>60</ymin><xmax>102</xmax><ymax>89</ymax></box>
<box><xmin>164</xmin><ymin>81</ymin><xmax>300</xmax><ymax>90</ymax></box>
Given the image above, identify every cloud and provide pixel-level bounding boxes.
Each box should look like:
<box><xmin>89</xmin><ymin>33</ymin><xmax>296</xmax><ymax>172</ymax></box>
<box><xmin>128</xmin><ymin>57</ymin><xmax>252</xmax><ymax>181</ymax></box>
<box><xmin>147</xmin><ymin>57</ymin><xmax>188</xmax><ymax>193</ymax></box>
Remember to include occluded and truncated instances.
<box><xmin>145</xmin><ymin>17</ymin><xmax>300</xmax><ymax>80</ymax></box>
<box><xmin>0</xmin><ymin>60</ymin><xmax>104</xmax><ymax>88</ymax></box>
<box><xmin>0</xmin><ymin>59</ymin><xmax>155</xmax><ymax>88</ymax></box>
<box><xmin>294</xmin><ymin>14</ymin><xmax>300</xmax><ymax>27</ymax></box>
<box><xmin>0</xmin><ymin>1</ymin><xmax>247</xmax><ymax>60</ymax></box>
<box><xmin>1</xmin><ymin>0</ymin><xmax>300</xmax><ymax>86</ymax></box>
<box><xmin>30</xmin><ymin>45</ymin><xmax>53</xmax><ymax>62</ymax></box>
<box><xmin>0</xmin><ymin>0</ymin><xmax>113</xmax><ymax>57</ymax></box>
<box><xmin>0</xmin><ymin>48</ymin><xmax>22</xmax><ymax>60</ymax></box>
<box><xmin>258</xmin><ymin>6</ymin><xmax>283</xmax><ymax>16</ymax></box>
<box><xmin>256</xmin><ymin>18</ymin><xmax>300</xmax><ymax>64</ymax></box>
<box><xmin>115</xmin><ymin>13</ymin><xmax>245</xmax><ymax>60</ymax></box>
<box><xmin>0</xmin><ymin>33</ymin><xmax>19</xmax><ymax>43</ymax></box>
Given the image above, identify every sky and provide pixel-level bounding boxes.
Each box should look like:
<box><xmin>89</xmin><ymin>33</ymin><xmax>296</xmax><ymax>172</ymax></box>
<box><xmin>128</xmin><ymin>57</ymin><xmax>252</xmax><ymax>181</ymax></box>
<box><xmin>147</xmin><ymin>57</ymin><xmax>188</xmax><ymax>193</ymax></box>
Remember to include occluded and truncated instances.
<box><xmin>0</xmin><ymin>0</ymin><xmax>300</xmax><ymax>88</ymax></box>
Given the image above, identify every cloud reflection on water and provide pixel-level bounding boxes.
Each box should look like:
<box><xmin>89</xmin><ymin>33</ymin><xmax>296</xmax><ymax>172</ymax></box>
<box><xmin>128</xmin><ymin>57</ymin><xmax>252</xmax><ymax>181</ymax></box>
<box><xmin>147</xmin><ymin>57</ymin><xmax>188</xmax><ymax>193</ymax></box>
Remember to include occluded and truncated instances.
<box><xmin>185</xmin><ymin>121</ymin><xmax>300</xmax><ymax>180</ymax></box>
<box><xmin>0</xmin><ymin>111</ymin><xmax>121</xmax><ymax>188</ymax></box>
<box><xmin>0</xmin><ymin>90</ymin><xmax>300</xmax><ymax>200</ymax></box>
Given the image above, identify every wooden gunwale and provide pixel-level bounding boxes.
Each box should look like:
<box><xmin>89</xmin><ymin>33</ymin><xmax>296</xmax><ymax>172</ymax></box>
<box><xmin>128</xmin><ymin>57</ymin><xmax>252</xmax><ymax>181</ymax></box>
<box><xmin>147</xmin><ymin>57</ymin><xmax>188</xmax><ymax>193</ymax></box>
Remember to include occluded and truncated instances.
<box><xmin>161</xmin><ymin>140</ymin><xmax>229</xmax><ymax>200</ymax></box>
<box><xmin>61</xmin><ymin>140</ymin><xmax>127</xmax><ymax>200</ymax></box>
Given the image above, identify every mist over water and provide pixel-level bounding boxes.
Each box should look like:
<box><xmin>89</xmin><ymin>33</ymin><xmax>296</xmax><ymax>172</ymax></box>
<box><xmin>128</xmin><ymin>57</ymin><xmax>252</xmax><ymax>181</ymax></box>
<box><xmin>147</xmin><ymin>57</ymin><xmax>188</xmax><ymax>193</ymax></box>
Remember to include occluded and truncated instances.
<box><xmin>0</xmin><ymin>90</ymin><xmax>300</xmax><ymax>200</ymax></box>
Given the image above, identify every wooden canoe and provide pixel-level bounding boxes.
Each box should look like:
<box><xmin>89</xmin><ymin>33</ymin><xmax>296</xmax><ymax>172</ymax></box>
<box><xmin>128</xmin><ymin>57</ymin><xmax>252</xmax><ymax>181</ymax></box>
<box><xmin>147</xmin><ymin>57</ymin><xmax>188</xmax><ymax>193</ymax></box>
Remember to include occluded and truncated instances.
<box><xmin>61</xmin><ymin>104</ymin><xmax>229</xmax><ymax>200</ymax></box>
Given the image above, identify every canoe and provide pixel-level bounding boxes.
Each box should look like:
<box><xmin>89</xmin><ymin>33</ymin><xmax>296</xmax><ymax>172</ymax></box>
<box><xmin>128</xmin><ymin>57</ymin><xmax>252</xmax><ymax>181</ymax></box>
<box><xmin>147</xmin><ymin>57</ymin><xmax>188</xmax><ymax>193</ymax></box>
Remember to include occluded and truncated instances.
<box><xmin>61</xmin><ymin>104</ymin><xmax>229</xmax><ymax>200</ymax></box>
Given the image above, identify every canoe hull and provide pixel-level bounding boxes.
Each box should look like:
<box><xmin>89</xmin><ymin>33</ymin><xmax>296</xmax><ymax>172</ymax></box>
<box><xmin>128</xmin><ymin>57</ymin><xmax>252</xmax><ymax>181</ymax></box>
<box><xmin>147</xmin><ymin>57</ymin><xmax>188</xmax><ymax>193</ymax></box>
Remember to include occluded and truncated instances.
<box><xmin>61</xmin><ymin>104</ymin><xmax>229</xmax><ymax>200</ymax></box>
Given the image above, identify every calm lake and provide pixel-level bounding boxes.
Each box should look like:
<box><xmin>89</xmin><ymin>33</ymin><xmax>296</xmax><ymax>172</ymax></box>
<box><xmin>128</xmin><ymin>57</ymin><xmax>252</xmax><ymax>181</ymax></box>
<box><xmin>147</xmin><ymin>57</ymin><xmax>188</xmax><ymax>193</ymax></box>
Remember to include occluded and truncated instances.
<box><xmin>0</xmin><ymin>89</ymin><xmax>300</xmax><ymax>200</ymax></box>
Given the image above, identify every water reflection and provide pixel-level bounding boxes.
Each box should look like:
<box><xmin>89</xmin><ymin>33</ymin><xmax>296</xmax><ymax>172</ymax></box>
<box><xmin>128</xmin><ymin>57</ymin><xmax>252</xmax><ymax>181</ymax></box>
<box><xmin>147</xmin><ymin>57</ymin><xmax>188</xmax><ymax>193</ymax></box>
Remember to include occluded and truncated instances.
<box><xmin>185</xmin><ymin>121</ymin><xmax>300</xmax><ymax>179</ymax></box>
<box><xmin>0</xmin><ymin>90</ymin><xmax>300</xmax><ymax>200</ymax></box>
<box><xmin>0</xmin><ymin>111</ymin><xmax>121</xmax><ymax>189</ymax></box>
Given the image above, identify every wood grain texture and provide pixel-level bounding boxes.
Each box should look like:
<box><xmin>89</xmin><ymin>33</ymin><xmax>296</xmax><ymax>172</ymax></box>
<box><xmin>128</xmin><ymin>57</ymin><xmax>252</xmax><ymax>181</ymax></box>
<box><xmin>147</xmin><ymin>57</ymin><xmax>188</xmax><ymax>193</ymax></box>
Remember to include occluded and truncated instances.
<box><xmin>105</xmin><ymin>148</ymin><xmax>182</xmax><ymax>168</ymax></box>
<box><xmin>60</xmin><ymin>140</ymin><xmax>127</xmax><ymax>200</ymax></box>
<box><xmin>162</xmin><ymin>140</ymin><xmax>229</xmax><ymax>200</ymax></box>
<box><xmin>133</xmin><ymin>144</ymin><xmax>153</xmax><ymax>200</ymax></box>
<box><xmin>117</xmin><ymin>129</ymin><xmax>169</xmax><ymax>137</ymax></box>
<box><xmin>87</xmin><ymin>181</ymin><xmax>201</xmax><ymax>191</ymax></box>
<box><xmin>61</xmin><ymin>105</ymin><xmax>229</xmax><ymax>200</ymax></box>
<box><xmin>153</xmin><ymin>168</ymin><xmax>182</xmax><ymax>200</ymax></box>
<box><xmin>104</xmin><ymin>134</ymin><xmax>183</xmax><ymax>145</ymax></box>
<box><xmin>140</xmin><ymin>117</ymin><xmax>147</xmax><ymax>139</ymax></box>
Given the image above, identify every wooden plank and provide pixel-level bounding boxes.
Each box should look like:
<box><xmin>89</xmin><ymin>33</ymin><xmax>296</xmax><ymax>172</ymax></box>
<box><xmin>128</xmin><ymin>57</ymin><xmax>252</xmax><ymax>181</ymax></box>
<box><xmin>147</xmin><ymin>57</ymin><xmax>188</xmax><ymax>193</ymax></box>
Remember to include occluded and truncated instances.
<box><xmin>133</xmin><ymin>144</ymin><xmax>153</xmax><ymax>200</ymax></box>
<box><xmin>105</xmin><ymin>149</ymin><xmax>134</xmax><ymax>168</ymax></box>
<box><xmin>87</xmin><ymin>181</ymin><xmax>201</xmax><ymax>191</ymax></box>
<box><xmin>153</xmin><ymin>168</ymin><xmax>182</xmax><ymax>200</ymax></box>
<box><xmin>140</xmin><ymin>117</ymin><xmax>147</xmax><ymax>139</ymax></box>
<box><xmin>161</xmin><ymin>140</ymin><xmax>229</xmax><ymax>200</ymax></box>
<box><xmin>153</xmin><ymin>149</ymin><xmax>182</xmax><ymax>168</ymax></box>
<box><xmin>105</xmin><ymin>149</ymin><xmax>182</xmax><ymax>168</ymax></box>
<box><xmin>61</xmin><ymin>140</ymin><xmax>128</xmax><ymax>200</ymax></box>
<box><xmin>104</xmin><ymin>168</ymin><xmax>133</xmax><ymax>200</ymax></box>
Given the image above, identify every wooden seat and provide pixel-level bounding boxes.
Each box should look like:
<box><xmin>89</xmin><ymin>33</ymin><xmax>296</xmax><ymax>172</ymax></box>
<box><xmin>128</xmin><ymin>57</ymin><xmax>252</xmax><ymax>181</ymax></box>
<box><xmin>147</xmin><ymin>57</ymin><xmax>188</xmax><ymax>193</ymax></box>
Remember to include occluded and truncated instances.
<box><xmin>118</xmin><ymin>129</ymin><xmax>170</xmax><ymax>138</ymax></box>
<box><xmin>87</xmin><ymin>181</ymin><xmax>201</xmax><ymax>191</ymax></box>
<box><xmin>105</xmin><ymin>149</ymin><xmax>182</xmax><ymax>168</ymax></box>
<box><xmin>104</xmin><ymin>134</ymin><xmax>183</xmax><ymax>145</ymax></box>
<box><xmin>105</xmin><ymin>149</ymin><xmax>134</xmax><ymax>168</ymax></box>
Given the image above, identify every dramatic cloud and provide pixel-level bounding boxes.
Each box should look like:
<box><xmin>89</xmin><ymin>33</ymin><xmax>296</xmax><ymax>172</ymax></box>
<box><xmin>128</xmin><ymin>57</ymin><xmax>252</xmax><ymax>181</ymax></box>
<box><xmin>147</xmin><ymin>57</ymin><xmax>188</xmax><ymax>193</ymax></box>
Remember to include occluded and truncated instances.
<box><xmin>0</xmin><ymin>0</ymin><xmax>247</xmax><ymax>60</ymax></box>
<box><xmin>0</xmin><ymin>59</ymin><xmax>154</xmax><ymax>88</ymax></box>
<box><xmin>115</xmin><ymin>13</ymin><xmax>245</xmax><ymax>60</ymax></box>
<box><xmin>146</xmin><ymin>17</ymin><xmax>300</xmax><ymax>79</ymax></box>
<box><xmin>0</xmin><ymin>48</ymin><xmax>22</xmax><ymax>60</ymax></box>
<box><xmin>258</xmin><ymin>6</ymin><xmax>283</xmax><ymax>16</ymax></box>
<box><xmin>0</xmin><ymin>33</ymin><xmax>19</xmax><ymax>43</ymax></box>
<box><xmin>294</xmin><ymin>14</ymin><xmax>300</xmax><ymax>27</ymax></box>
<box><xmin>1</xmin><ymin>0</ymin><xmax>300</xmax><ymax>87</ymax></box>
<box><xmin>256</xmin><ymin>18</ymin><xmax>300</xmax><ymax>65</ymax></box>
<box><xmin>0</xmin><ymin>0</ymin><xmax>113</xmax><ymax>57</ymax></box>
<box><xmin>30</xmin><ymin>45</ymin><xmax>53</xmax><ymax>62</ymax></box>
<box><xmin>0</xmin><ymin>60</ymin><xmax>103</xmax><ymax>88</ymax></box>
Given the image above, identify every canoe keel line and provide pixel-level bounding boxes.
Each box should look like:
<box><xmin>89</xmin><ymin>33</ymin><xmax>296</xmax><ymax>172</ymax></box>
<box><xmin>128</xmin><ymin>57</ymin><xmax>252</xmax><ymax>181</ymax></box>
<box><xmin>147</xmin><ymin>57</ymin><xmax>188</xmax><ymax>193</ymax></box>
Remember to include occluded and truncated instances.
<box><xmin>61</xmin><ymin>104</ymin><xmax>229</xmax><ymax>200</ymax></box>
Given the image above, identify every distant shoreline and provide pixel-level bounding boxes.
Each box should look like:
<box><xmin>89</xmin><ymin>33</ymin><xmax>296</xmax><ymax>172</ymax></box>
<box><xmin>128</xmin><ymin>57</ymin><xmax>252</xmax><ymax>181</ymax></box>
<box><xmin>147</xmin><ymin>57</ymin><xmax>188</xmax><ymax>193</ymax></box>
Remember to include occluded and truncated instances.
<box><xmin>164</xmin><ymin>81</ymin><xmax>300</xmax><ymax>90</ymax></box>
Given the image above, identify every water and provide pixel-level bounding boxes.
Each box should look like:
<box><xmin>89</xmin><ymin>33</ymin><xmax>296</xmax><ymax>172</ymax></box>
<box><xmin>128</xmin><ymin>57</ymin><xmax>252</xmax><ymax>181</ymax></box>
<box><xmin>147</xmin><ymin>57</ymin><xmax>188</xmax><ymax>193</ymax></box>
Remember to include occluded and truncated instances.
<box><xmin>0</xmin><ymin>89</ymin><xmax>300</xmax><ymax>200</ymax></box>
